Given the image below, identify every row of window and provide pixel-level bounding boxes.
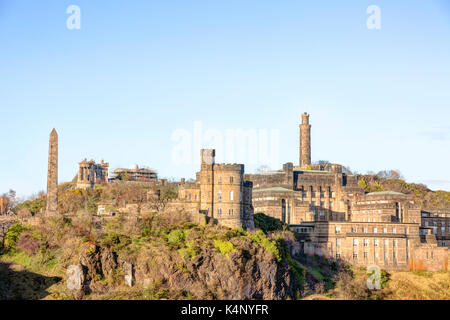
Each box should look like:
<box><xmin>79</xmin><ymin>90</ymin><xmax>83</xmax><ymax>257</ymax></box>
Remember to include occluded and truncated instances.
<box><xmin>336</xmin><ymin>238</ymin><xmax>399</xmax><ymax>247</ymax></box>
<box><xmin>208</xmin><ymin>176</ymin><xmax>235</xmax><ymax>184</ymax></box>
<box><xmin>188</xmin><ymin>191</ymin><xmax>242</xmax><ymax>202</ymax></box>
<box><xmin>217</xmin><ymin>208</ymin><xmax>236</xmax><ymax>216</ymax></box>
<box><xmin>301</xmin><ymin>192</ymin><xmax>334</xmax><ymax>198</ymax></box>
<box><xmin>336</xmin><ymin>251</ymin><xmax>398</xmax><ymax>260</ymax></box>
<box><xmin>335</xmin><ymin>226</ymin><xmax>406</xmax><ymax>234</ymax></box>
<box><xmin>423</xmin><ymin>221</ymin><xmax>449</xmax><ymax>227</ymax></box>
<box><xmin>310</xmin><ymin>201</ymin><xmax>334</xmax><ymax>208</ymax></box>
<box><xmin>355</xmin><ymin>200</ymin><xmax>389</xmax><ymax>205</ymax></box>
<box><xmin>353</xmin><ymin>209</ymin><xmax>383</xmax><ymax>214</ymax></box>
<box><xmin>422</xmin><ymin>213</ymin><xmax>450</xmax><ymax>218</ymax></box>
<box><xmin>217</xmin><ymin>190</ymin><xmax>235</xmax><ymax>202</ymax></box>
<box><xmin>186</xmin><ymin>194</ymin><xmax>198</xmax><ymax>201</ymax></box>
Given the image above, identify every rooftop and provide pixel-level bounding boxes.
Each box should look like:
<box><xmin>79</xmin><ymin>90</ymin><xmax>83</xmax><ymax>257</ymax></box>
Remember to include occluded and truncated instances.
<box><xmin>366</xmin><ymin>191</ymin><xmax>405</xmax><ymax>196</ymax></box>
<box><xmin>253</xmin><ymin>187</ymin><xmax>293</xmax><ymax>193</ymax></box>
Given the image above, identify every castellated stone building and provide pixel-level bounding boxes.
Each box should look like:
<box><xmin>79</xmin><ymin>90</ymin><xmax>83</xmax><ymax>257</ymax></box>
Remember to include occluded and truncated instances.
<box><xmin>174</xmin><ymin>149</ymin><xmax>255</xmax><ymax>231</ymax></box>
<box><xmin>246</xmin><ymin>113</ymin><xmax>449</xmax><ymax>271</ymax></box>
<box><xmin>76</xmin><ymin>159</ymin><xmax>109</xmax><ymax>189</ymax></box>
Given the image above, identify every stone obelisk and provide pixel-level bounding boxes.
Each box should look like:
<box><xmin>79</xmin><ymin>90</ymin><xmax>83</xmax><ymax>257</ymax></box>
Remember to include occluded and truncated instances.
<box><xmin>46</xmin><ymin>128</ymin><xmax>58</xmax><ymax>214</ymax></box>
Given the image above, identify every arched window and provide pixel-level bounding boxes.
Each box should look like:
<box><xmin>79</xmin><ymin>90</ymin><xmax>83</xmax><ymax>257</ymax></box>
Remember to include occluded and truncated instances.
<box><xmin>229</xmin><ymin>191</ymin><xmax>234</xmax><ymax>201</ymax></box>
<box><xmin>218</xmin><ymin>190</ymin><xmax>222</xmax><ymax>202</ymax></box>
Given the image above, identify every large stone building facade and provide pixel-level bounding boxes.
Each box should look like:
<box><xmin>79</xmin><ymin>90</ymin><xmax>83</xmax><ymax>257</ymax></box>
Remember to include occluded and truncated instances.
<box><xmin>76</xmin><ymin>159</ymin><xmax>109</xmax><ymax>189</ymax></box>
<box><xmin>420</xmin><ymin>208</ymin><xmax>450</xmax><ymax>247</ymax></box>
<box><xmin>246</xmin><ymin>114</ymin><xmax>449</xmax><ymax>271</ymax></box>
<box><xmin>174</xmin><ymin>149</ymin><xmax>255</xmax><ymax>230</ymax></box>
<box><xmin>111</xmin><ymin>164</ymin><xmax>158</xmax><ymax>184</ymax></box>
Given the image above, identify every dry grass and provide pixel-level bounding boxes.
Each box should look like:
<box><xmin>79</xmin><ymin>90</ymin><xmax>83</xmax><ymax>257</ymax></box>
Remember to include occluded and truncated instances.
<box><xmin>385</xmin><ymin>271</ymin><xmax>450</xmax><ymax>300</ymax></box>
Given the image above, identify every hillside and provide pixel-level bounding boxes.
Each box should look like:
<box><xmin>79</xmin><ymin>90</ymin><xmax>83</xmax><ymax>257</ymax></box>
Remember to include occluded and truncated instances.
<box><xmin>2</xmin><ymin>180</ymin><xmax>450</xmax><ymax>300</ymax></box>
<box><xmin>357</xmin><ymin>174</ymin><xmax>450</xmax><ymax>209</ymax></box>
<box><xmin>0</xmin><ymin>209</ymin><xmax>305</xmax><ymax>300</ymax></box>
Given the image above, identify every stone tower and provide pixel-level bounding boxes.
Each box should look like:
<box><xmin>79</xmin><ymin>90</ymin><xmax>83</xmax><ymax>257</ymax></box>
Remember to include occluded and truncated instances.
<box><xmin>46</xmin><ymin>128</ymin><xmax>58</xmax><ymax>214</ymax></box>
<box><xmin>299</xmin><ymin>112</ymin><xmax>311</xmax><ymax>168</ymax></box>
<box><xmin>196</xmin><ymin>148</ymin><xmax>254</xmax><ymax>230</ymax></box>
<box><xmin>199</xmin><ymin>149</ymin><xmax>215</xmax><ymax>217</ymax></box>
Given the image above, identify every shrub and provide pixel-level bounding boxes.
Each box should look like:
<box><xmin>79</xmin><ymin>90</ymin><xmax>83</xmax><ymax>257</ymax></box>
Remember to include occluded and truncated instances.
<box><xmin>167</xmin><ymin>230</ymin><xmax>186</xmax><ymax>244</ymax></box>
<box><xmin>178</xmin><ymin>240</ymin><xmax>200</xmax><ymax>259</ymax></box>
<box><xmin>333</xmin><ymin>270</ymin><xmax>371</xmax><ymax>300</ymax></box>
<box><xmin>278</xmin><ymin>239</ymin><xmax>305</xmax><ymax>288</ymax></box>
<box><xmin>2</xmin><ymin>223</ymin><xmax>24</xmax><ymax>251</ymax></box>
<box><xmin>14</xmin><ymin>198</ymin><xmax>45</xmax><ymax>215</ymax></box>
<box><xmin>213</xmin><ymin>239</ymin><xmax>234</xmax><ymax>255</ymax></box>
<box><xmin>376</xmin><ymin>270</ymin><xmax>390</xmax><ymax>289</ymax></box>
<box><xmin>141</xmin><ymin>227</ymin><xmax>153</xmax><ymax>238</ymax></box>
<box><xmin>102</xmin><ymin>232</ymin><xmax>131</xmax><ymax>252</ymax></box>
<box><xmin>17</xmin><ymin>232</ymin><xmax>40</xmax><ymax>255</ymax></box>
<box><xmin>247</xmin><ymin>230</ymin><xmax>281</xmax><ymax>261</ymax></box>
<box><xmin>254</xmin><ymin>213</ymin><xmax>286</xmax><ymax>234</ymax></box>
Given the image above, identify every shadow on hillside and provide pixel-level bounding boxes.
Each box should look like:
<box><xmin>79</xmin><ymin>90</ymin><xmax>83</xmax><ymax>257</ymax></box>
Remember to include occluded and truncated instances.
<box><xmin>294</xmin><ymin>252</ymin><xmax>352</xmax><ymax>295</ymax></box>
<box><xmin>0</xmin><ymin>261</ymin><xmax>62</xmax><ymax>300</ymax></box>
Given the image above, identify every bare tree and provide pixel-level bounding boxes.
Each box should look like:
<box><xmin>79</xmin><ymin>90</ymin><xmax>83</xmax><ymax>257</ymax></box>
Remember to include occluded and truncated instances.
<box><xmin>342</xmin><ymin>166</ymin><xmax>353</xmax><ymax>174</ymax></box>
<box><xmin>256</xmin><ymin>165</ymin><xmax>272</xmax><ymax>174</ymax></box>
<box><xmin>0</xmin><ymin>189</ymin><xmax>17</xmax><ymax>215</ymax></box>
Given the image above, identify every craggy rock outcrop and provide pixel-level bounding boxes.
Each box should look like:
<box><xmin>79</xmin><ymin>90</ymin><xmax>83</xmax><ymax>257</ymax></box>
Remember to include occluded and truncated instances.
<box><xmin>77</xmin><ymin>238</ymin><xmax>299</xmax><ymax>299</ymax></box>
<box><xmin>133</xmin><ymin>237</ymin><xmax>297</xmax><ymax>300</ymax></box>
<box><xmin>79</xmin><ymin>245</ymin><xmax>117</xmax><ymax>281</ymax></box>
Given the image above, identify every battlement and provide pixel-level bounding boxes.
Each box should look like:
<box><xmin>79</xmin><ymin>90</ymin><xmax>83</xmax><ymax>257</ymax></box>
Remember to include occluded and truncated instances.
<box><xmin>201</xmin><ymin>149</ymin><xmax>215</xmax><ymax>165</ymax></box>
<box><xmin>213</xmin><ymin>163</ymin><xmax>244</xmax><ymax>172</ymax></box>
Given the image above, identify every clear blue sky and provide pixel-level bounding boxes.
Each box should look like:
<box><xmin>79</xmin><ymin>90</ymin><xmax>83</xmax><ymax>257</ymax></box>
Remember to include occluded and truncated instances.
<box><xmin>1</xmin><ymin>0</ymin><xmax>449</xmax><ymax>198</ymax></box>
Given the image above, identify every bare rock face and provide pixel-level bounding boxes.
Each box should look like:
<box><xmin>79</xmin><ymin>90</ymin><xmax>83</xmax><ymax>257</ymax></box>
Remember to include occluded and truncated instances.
<box><xmin>124</xmin><ymin>262</ymin><xmax>134</xmax><ymax>287</ymax></box>
<box><xmin>132</xmin><ymin>237</ymin><xmax>297</xmax><ymax>300</ymax></box>
<box><xmin>100</xmin><ymin>247</ymin><xmax>118</xmax><ymax>277</ymax></box>
<box><xmin>74</xmin><ymin>238</ymin><xmax>298</xmax><ymax>299</ymax></box>
<box><xmin>79</xmin><ymin>245</ymin><xmax>117</xmax><ymax>281</ymax></box>
<box><xmin>66</xmin><ymin>265</ymin><xmax>83</xmax><ymax>290</ymax></box>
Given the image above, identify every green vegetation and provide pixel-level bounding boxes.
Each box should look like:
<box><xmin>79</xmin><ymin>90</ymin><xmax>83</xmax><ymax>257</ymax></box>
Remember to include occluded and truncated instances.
<box><xmin>1</xmin><ymin>208</ymin><xmax>311</xmax><ymax>300</ymax></box>
<box><xmin>247</xmin><ymin>230</ymin><xmax>281</xmax><ymax>261</ymax></box>
<box><xmin>166</xmin><ymin>229</ymin><xmax>186</xmax><ymax>244</ymax></box>
<box><xmin>254</xmin><ymin>212</ymin><xmax>286</xmax><ymax>233</ymax></box>
<box><xmin>14</xmin><ymin>198</ymin><xmax>45</xmax><ymax>215</ymax></box>
<box><xmin>2</xmin><ymin>222</ymin><xmax>24</xmax><ymax>251</ymax></box>
<box><xmin>278</xmin><ymin>240</ymin><xmax>305</xmax><ymax>287</ymax></box>
<box><xmin>213</xmin><ymin>239</ymin><xmax>235</xmax><ymax>255</ymax></box>
<box><xmin>178</xmin><ymin>240</ymin><xmax>200</xmax><ymax>260</ymax></box>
